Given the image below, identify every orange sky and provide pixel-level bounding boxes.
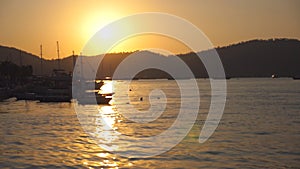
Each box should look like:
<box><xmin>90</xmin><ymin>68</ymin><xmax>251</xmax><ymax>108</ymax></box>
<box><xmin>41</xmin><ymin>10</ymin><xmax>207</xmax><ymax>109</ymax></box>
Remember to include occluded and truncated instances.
<box><xmin>0</xmin><ymin>0</ymin><xmax>300</xmax><ymax>59</ymax></box>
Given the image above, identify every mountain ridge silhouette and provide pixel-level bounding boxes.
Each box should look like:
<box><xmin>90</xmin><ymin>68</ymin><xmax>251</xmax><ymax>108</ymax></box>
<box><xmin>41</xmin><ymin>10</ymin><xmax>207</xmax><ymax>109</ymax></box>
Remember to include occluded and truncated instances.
<box><xmin>1</xmin><ymin>38</ymin><xmax>299</xmax><ymax>78</ymax></box>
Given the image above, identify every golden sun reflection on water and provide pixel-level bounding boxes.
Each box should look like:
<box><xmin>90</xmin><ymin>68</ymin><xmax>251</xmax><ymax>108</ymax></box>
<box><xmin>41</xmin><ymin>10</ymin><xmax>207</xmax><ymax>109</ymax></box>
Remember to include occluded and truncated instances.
<box><xmin>96</xmin><ymin>106</ymin><xmax>120</xmax><ymax>151</ymax></box>
<box><xmin>1</xmin><ymin>79</ymin><xmax>300</xmax><ymax>168</ymax></box>
<box><xmin>99</xmin><ymin>81</ymin><xmax>113</xmax><ymax>94</ymax></box>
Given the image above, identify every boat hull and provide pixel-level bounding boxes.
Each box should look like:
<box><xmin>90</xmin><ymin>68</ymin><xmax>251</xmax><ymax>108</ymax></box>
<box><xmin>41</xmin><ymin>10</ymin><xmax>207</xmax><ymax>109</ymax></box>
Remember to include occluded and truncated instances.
<box><xmin>76</xmin><ymin>95</ymin><xmax>111</xmax><ymax>105</ymax></box>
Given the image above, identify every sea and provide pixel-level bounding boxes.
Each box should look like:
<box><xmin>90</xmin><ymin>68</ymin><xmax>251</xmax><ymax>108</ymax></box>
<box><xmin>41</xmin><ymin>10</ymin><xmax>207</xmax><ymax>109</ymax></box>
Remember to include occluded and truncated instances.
<box><xmin>1</xmin><ymin>78</ymin><xmax>299</xmax><ymax>168</ymax></box>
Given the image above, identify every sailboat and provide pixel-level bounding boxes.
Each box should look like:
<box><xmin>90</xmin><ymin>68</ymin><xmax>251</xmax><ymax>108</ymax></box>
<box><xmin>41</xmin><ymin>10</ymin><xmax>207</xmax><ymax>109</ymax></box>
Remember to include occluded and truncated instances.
<box><xmin>73</xmin><ymin>55</ymin><xmax>113</xmax><ymax>105</ymax></box>
<box><xmin>35</xmin><ymin>42</ymin><xmax>72</xmax><ymax>102</ymax></box>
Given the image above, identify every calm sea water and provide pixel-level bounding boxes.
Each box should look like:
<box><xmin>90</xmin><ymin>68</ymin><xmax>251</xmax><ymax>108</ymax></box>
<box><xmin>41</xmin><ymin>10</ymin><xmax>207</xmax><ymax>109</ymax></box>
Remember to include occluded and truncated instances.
<box><xmin>1</xmin><ymin>78</ymin><xmax>299</xmax><ymax>168</ymax></box>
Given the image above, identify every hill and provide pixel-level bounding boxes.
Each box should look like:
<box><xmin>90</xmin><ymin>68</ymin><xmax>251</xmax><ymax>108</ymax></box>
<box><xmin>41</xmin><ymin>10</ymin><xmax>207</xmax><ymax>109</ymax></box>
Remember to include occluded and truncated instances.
<box><xmin>0</xmin><ymin>46</ymin><xmax>76</xmax><ymax>75</ymax></box>
<box><xmin>179</xmin><ymin>38</ymin><xmax>300</xmax><ymax>78</ymax></box>
<box><xmin>0</xmin><ymin>38</ymin><xmax>299</xmax><ymax>78</ymax></box>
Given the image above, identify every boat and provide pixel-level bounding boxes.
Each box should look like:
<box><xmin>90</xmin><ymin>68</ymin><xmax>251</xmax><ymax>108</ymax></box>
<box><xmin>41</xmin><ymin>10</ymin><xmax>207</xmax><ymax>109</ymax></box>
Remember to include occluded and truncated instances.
<box><xmin>211</xmin><ymin>76</ymin><xmax>231</xmax><ymax>80</ymax></box>
<box><xmin>76</xmin><ymin>93</ymin><xmax>112</xmax><ymax>105</ymax></box>
<box><xmin>36</xmin><ymin>95</ymin><xmax>71</xmax><ymax>102</ymax></box>
<box><xmin>272</xmin><ymin>74</ymin><xmax>278</xmax><ymax>78</ymax></box>
<box><xmin>73</xmin><ymin>53</ymin><xmax>113</xmax><ymax>104</ymax></box>
<box><xmin>35</xmin><ymin>42</ymin><xmax>72</xmax><ymax>102</ymax></box>
<box><xmin>293</xmin><ymin>76</ymin><xmax>300</xmax><ymax>80</ymax></box>
<box><xmin>73</xmin><ymin>81</ymin><xmax>113</xmax><ymax>105</ymax></box>
<box><xmin>15</xmin><ymin>92</ymin><xmax>36</xmax><ymax>100</ymax></box>
<box><xmin>36</xmin><ymin>88</ymin><xmax>72</xmax><ymax>102</ymax></box>
<box><xmin>36</xmin><ymin>69</ymin><xmax>72</xmax><ymax>102</ymax></box>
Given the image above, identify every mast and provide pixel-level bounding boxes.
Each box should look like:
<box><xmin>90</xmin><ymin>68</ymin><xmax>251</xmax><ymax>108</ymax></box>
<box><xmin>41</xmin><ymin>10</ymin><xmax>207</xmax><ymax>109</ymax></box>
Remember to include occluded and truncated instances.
<box><xmin>100</xmin><ymin>58</ymin><xmax>103</xmax><ymax>78</ymax></box>
<box><xmin>80</xmin><ymin>52</ymin><xmax>83</xmax><ymax>79</ymax></box>
<box><xmin>72</xmin><ymin>50</ymin><xmax>76</xmax><ymax>71</ymax></box>
<box><xmin>56</xmin><ymin>41</ymin><xmax>60</xmax><ymax>69</ymax></box>
<box><xmin>40</xmin><ymin>44</ymin><xmax>43</xmax><ymax>75</ymax></box>
<box><xmin>109</xmin><ymin>64</ymin><xmax>112</xmax><ymax>77</ymax></box>
<box><xmin>19</xmin><ymin>50</ymin><xmax>22</xmax><ymax>66</ymax></box>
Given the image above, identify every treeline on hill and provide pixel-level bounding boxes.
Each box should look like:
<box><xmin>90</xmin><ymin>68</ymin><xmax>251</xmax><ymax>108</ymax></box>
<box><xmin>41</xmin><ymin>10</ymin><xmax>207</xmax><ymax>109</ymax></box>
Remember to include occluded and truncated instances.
<box><xmin>0</xmin><ymin>61</ymin><xmax>33</xmax><ymax>87</ymax></box>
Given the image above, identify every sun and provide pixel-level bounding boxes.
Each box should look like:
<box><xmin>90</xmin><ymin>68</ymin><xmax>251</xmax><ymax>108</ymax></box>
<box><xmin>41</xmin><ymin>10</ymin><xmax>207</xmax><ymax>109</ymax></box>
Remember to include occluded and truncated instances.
<box><xmin>81</xmin><ymin>10</ymin><xmax>122</xmax><ymax>45</ymax></box>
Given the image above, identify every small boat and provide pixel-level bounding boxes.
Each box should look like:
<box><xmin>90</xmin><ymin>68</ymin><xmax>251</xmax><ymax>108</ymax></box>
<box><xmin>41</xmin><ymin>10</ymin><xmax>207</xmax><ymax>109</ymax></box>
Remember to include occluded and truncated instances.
<box><xmin>76</xmin><ymin>93</ymin><xmax>112</xmax><ymax>105</ymax></box>
<box><xmin>293</xmin><ymin>76</ymin><xmax>300</xmax><ymax>80</ymax></box>
<box><xmin>36</xmin><ymin>95</ymin><xmax>72</xmax><ymax>102</ymax></box>
<box><xmin>272</xmin><ymin>74</ymin><xmax>278</xmax><ymax>78</ymax></box>
<box><xmin>73</xmin><ymin>79</ymin><xmax>113</xmax><ymax>105</ymax></box>
<box><xmin>211</xmin><ymin>76</ymin><xmax>231</xmax><ymax>80</ymax></box>
<box><xmin>15</xmin><ymin>92</ymin><xmax>36</xmax><ymax>100</ymax></box>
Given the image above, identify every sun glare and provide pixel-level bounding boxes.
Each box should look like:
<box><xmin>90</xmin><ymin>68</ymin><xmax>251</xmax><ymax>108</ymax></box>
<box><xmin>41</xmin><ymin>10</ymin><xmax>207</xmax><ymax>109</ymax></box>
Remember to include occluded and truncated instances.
<box><xmin>110</xmin><ymin>34</ymin><xmax>192</xmax><ymax>55</ymax></box>
<box><xmin>81</xmin><ymin>10</ymin><xmax>122</xmax><ymax>44</ymax></box>
<box><xmin>80</xmin><ymin>11</ymin><xmax>191</xmax><ymax>55</ymax></box>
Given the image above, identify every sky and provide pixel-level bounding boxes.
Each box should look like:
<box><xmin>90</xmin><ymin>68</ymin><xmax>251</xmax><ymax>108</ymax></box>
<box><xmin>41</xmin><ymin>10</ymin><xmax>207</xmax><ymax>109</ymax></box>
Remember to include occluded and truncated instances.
<box><xmin>0</xmin><ymin>0</ymin><xmax>299</xmax><ymax>59</ymax></box>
